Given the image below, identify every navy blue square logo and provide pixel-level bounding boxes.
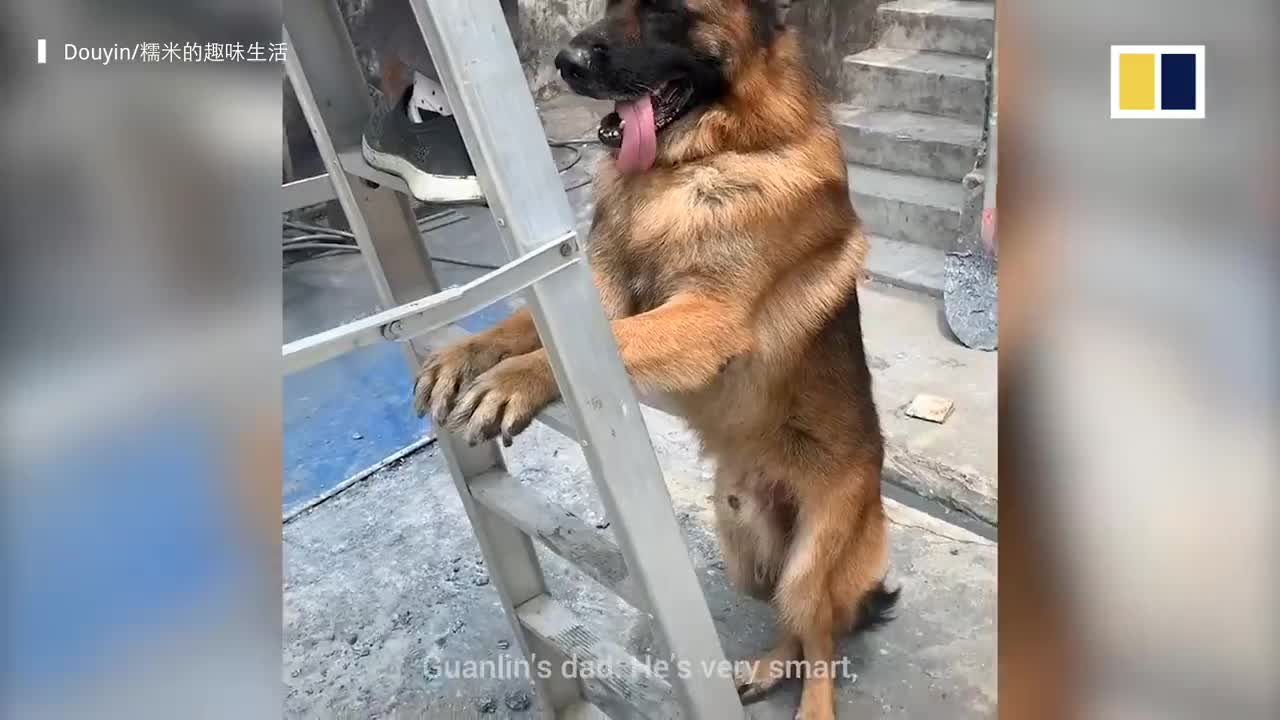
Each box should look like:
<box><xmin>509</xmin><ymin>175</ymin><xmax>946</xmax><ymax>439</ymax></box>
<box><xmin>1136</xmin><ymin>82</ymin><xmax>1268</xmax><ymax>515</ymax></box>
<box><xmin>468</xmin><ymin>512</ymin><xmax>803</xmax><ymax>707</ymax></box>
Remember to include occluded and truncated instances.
<box><xmin>1161</xmin><ymin>53</ymin><xmax>1197</xmax><ymax>110</ymax></box>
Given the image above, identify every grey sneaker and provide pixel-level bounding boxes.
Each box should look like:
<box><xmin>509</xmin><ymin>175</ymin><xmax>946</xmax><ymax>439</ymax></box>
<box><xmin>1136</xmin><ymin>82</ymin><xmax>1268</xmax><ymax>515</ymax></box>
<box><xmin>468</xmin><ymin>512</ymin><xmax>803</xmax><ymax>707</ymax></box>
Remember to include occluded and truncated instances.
<box><xmin>361</xmin><ymin>86</ymin><xmax>484</xmax><ymax>204</ymax></box>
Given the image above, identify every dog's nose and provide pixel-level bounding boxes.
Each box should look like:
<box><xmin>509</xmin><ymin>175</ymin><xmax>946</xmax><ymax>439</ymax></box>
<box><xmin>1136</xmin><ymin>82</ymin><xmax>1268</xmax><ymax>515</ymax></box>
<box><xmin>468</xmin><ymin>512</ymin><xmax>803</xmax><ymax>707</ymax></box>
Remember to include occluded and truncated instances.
<box><xmin>555</xmin><ymin>46</ymin><xmax>592</xmax><ymax>80</ymax></box>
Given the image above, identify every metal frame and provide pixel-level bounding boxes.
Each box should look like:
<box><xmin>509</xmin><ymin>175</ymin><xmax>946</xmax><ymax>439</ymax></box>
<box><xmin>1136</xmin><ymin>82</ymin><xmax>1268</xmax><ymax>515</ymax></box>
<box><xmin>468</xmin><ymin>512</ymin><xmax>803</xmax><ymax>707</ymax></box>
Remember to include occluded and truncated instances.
<box><xmin>282</xmin><ymin>173</ymin><xmax>338</xmax><ymax>212</ymax></box>
<box><xmin>282</xmin><ymin>0</ymin><xmax>743</xmax><ymax>716</ymax></box>
<box><xmin>283</xmin><ymin>231</ymin><xmax>577</xmax><ymax>373</ymax></box>
<box><xmin>283</xmin><ymin>5</ymin><xmax>581</xmax><ymax>713</ymax></box>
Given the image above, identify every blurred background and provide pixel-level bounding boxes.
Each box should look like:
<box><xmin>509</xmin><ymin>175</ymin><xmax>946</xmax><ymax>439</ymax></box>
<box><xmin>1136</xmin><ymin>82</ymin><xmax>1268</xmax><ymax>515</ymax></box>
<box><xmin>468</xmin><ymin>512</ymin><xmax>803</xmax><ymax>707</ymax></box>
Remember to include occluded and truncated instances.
<box><xmin>1</xmin><ymin>0</ymin><xmax>1276</xmax><ymax>718</ymax></box>
<box><xmin>998</xmin><ymin>1</ymin><xmax>1277</xmax><ymax>719</ymax></box>
<box><xmin>1</xmin><ymin>1</ymin><xmax>281</xmax><ymax>718</ymax></box>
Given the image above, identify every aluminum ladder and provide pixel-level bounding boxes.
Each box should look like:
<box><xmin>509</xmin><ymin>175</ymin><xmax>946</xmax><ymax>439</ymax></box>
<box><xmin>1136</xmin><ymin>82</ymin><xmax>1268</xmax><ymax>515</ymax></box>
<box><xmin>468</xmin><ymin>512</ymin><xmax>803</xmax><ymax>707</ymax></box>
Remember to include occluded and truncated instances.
<box><xmin>281</xmin><ymin>1</ymin><xmax>745</xmax><ymax>717</ymax></box>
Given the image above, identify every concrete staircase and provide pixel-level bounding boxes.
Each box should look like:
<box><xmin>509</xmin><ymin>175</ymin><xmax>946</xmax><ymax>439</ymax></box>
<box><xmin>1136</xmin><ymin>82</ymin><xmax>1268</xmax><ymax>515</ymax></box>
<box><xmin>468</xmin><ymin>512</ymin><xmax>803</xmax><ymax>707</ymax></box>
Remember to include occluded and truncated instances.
<box><xmin>838</xmin><ymin>0</ymin><xmax>994</xmax><ymax>296</ymax></box>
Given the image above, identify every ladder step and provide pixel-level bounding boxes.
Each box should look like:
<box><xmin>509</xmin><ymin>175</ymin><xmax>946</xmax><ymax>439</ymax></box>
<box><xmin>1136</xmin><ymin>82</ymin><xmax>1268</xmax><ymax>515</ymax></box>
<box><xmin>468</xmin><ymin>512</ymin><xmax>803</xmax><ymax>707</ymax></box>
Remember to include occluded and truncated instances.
<box><xmin>282</xmin><ymin>173</ymin><xmax>338</xmax><ymax>212</ymax></box>
<box><xmin>516</xmin><ymin>595</ymin><xmax>674</xmax><ymax>718</ymax></box>
<box><xmin>468</xmin><ymin>471</ymin><xmax>642</xmax><ymax>609</ymax></box>
<box><xmin>425</xmin><ymin>329</ymin><xmax>680</xmax><ymax>444</ymax></box>
<box><xmin>338</xmin><ymin>147</ymin><xmax>591</xmax><ymax>202</ymax></box>
<box><xmin>535</xmin><ymin>400</ymin><xmax>578</xmax><ymax>439</ymax></box>
<box><xmin>535</xmin><ymin>392</ymin><xmax>681</xmax><ymax>443</ymax></box>
<box><xmin>410</xmin><ymin>326</ymin><xmax>594</xmax><ymax>442</ymax></box>
<box><xmin>283</xmin><ymin>232</ymin><xmax>578</xmax><ymax>374</ymax></box>
<box><xmin>336</xmin><ymin>148</ymin><xmax>412</xmax><ymax>196</ymax></box>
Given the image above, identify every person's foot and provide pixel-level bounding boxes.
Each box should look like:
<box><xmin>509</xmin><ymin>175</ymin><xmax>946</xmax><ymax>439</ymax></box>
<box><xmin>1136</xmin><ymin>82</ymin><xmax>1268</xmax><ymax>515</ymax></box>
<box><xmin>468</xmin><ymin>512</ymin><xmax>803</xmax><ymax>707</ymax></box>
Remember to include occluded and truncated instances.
<box><xmin>361</xmin><ymin>86</ymin><xmax>484</xmax><ymax>204</ymax></box>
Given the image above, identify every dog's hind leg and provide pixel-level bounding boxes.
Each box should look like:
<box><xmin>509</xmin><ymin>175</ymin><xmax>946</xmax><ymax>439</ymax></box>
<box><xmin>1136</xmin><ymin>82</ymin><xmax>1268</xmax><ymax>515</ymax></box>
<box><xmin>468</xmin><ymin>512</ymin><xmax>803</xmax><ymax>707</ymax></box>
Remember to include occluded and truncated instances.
<box><xmin>775</xmin><ymin>477</ymin><xmax>888</xmax><ymax>720</ymax></box>
<box><xmin>775</xmin><ymin>514</ymin><xmax>841</xmax><ymax>720</ymax></box>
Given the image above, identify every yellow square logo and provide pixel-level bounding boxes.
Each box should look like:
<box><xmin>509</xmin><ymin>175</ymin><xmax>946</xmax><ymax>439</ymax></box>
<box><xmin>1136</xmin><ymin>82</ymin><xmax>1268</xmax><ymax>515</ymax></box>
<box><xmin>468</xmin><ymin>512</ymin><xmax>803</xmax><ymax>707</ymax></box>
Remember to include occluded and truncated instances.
<box><xmin>1118</xmin><ymin>53</ymin><xmax>1156</xmax><ymax>110</ymax></box>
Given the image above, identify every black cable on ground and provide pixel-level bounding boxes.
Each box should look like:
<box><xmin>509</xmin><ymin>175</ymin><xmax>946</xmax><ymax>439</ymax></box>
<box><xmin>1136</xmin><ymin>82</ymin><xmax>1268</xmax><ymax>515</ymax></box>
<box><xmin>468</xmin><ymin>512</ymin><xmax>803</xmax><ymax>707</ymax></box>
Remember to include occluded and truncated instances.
<box><xmin>550</xmin><ymin>138</ymin><xmax>600</xmax><ymax>192</ymax></box>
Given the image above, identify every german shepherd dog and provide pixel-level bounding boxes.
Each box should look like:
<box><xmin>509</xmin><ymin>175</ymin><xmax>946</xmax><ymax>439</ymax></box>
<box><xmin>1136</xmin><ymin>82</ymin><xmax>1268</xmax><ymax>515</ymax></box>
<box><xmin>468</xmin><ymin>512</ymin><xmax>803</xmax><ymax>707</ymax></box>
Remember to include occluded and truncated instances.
<box><xmin>413</xmin><ymin>1</ymin><xmax>897</xmax><ymax>717</ymax></box>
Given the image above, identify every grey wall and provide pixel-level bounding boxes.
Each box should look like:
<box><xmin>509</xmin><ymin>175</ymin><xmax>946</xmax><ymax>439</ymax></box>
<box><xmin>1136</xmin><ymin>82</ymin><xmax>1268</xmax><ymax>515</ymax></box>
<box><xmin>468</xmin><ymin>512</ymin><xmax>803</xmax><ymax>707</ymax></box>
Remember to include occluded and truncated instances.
<box><xmin>516</xmin><ymin>0</ymin><xmax>607</xmax><ymax>99</ymax></box>
<box><xmin>518</xmin><ymin>0</ymin><xmax>883</xmax><ymax>98</ymax></box>
<box><xmin>286</xmin><ymin>0</ymin><xmax>883</xmax><ymax>176</ymax></box>
<box><xmin>788</xmin><ymin>0</ymin><xmax>881</xmax><ymax>96</ymax></box>
<box><xmin>518</xmin><ymin>0</ymin><xmax>883</xmax><ymax>99</ymax></box>
<box><xmin>330</xmin><ymin>0</ymin><xmax>600</xmax><ymax>99</ymax></box>
<box><xmin>326</xmin><ymin>0</ymin><xmax>880</xmax><ymax>100</ymax></box>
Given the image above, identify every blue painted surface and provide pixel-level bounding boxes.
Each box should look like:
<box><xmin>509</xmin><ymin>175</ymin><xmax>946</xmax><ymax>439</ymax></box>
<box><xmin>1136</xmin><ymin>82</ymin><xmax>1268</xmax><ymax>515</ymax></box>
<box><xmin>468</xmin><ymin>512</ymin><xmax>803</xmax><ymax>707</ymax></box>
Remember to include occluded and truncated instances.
<box><xmin>282</xmin><ymin>299</ymin><xmax>514</xmax><ymax>510</ymax></box>
<box><xmin>5</xmin><ymin>414</ymin><xmax>242</xmax><ymax>691</ymax></box>
<box><xmin>6</xmin><ymin>252</ymin><xmax>515</xmax><ymax>697</ymax></box>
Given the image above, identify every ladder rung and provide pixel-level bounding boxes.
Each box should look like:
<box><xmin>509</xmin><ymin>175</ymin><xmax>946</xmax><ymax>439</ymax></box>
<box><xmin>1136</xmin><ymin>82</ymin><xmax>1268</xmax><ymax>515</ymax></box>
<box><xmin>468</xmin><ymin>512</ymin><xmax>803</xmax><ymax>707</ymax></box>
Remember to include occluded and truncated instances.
<box><xmin>535</xmin><ymin>400</ymin><xmax>578</xmax><ymax>439</ymax></box>
<box><xmin>282</xmin><ymin>173</ymin><xmax>338</xmax><ymax>212</ymax></box>
<box><xmin>516</xmin><ymin>595</ymin><xmax>674</xmax><ymax>718</ymax></box>
<box><xmin>322</xmin><ymin>321</ymin><xmax>672</xmax><ymax>445</ymax></box>
<box><xmin>283</xmin><ymin>231</ymin><xmax>578</xmax><ymax>374</ymax></box>
<box><xmin>469</xmin><ymin>471</ymin><xmax>642</xmax><ymax>609</ymax></box>
<box><xmin>535</xmin><ymin>392</ymin><xmax>682</xmax><ymax>443</ymax></box>
<box><xmin>336</xmin><ymin>148</ymin><xmax>412</xmax><ymax>196</ymax></box>
<box><xmin>415</xmin><ymin>328</ymin><xmax>583</xmax><ymax>440</ymax></box>
<box><xmin>411</xmin><ymin>331</ymin><xmax>623</xmax><ymax>441</ymax></box>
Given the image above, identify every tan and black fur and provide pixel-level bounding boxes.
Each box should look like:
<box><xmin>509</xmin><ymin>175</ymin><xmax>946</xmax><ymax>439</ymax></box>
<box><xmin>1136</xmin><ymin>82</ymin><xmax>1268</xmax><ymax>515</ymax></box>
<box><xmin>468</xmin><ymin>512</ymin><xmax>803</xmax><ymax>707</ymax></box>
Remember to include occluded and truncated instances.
<box><xmin>413</xmin><ymin>2</ymin><xmax>896</xmax><ymax>717</ymax></box>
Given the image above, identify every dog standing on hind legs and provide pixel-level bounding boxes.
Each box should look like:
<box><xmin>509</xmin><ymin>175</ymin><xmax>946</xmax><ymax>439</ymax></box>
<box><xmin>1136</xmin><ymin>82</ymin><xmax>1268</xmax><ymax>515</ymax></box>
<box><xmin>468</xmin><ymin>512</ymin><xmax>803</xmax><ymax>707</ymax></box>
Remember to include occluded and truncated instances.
<box><xmin>412</xmin><ymin>1</ymin><xmax>898</xmax><ymax>717</ymax></box>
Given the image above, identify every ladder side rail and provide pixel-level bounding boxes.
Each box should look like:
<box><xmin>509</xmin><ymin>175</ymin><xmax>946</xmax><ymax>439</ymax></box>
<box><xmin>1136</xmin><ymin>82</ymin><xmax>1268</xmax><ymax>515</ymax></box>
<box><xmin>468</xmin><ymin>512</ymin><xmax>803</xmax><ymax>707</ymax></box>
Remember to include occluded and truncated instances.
<box><xmin>406</xmin><ymin>1</ymin><xmax>744</xmax><ymax>716</ymax></box>
<box><xmin>283</xmin><ymin>2</ymin><xmax>587</xmax><ymax>712</ymax></box>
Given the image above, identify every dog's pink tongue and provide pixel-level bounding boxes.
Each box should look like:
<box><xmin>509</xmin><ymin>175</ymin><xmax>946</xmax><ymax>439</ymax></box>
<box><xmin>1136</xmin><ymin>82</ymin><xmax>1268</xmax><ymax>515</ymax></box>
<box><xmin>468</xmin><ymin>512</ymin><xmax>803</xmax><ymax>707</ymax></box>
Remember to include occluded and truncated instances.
<box><xmin>615</xmin><ymin>95</ymin><xmax>657</xmax><ymax>175</ymax></box>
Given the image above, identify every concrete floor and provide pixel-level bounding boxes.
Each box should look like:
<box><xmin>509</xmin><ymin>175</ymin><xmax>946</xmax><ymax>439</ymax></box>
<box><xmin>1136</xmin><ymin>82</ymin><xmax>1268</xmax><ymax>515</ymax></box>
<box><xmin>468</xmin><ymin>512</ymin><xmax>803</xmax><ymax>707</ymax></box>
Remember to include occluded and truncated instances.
<box><xmin>284</xmin><ymin>413</ymin><xmax>995</xmax><ymax>719</ymax></box>
<box><xmin>283</xmin><ymin>95</ymin><xmax>996</xmax><ymax>718</ymax></box>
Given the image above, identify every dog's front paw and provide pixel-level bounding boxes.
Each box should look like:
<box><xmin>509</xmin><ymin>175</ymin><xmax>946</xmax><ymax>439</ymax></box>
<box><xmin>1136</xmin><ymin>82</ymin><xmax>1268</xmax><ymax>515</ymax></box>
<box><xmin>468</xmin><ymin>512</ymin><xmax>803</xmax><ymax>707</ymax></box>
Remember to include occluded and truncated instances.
<box><xmin>446</xmin><ymin>351</ymin><xmax>558</xmax><ymax>446</ymax></box>
<box><xmin>413</xmin><ymin>340</ymin><xmax>508</xmax><ymax>424</ymax></box>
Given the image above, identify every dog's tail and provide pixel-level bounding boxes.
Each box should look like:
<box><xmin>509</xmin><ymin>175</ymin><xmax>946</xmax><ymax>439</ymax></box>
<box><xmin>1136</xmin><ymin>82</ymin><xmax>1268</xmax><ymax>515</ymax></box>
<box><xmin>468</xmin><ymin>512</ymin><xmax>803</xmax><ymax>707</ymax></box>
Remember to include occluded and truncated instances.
<box><xmin>852</xmin><ymin>579</ymin><xmax>901</xmax><ymax>634</ymax></box>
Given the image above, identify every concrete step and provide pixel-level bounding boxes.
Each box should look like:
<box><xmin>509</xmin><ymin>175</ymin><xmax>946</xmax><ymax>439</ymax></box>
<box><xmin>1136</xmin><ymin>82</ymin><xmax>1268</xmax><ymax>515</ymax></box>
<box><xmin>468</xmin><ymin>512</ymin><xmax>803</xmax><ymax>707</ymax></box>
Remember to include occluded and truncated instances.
<box><xmin>878</xmin><ymin>0</ymin><xmax>995</xmax><ymax>58</ymax></box>
<box><xmin>865</xmin><ymin>233</ymin><xmax>945</xmax><ymax>297</ymax></box>
<box><xmin>833</xmin><ymin>104</ymin><xmax>982</xmax><ymax>181</ymax></box>
<box><xmin>848</xmin><ymin>163</ymin><xmax>965</xmax><ymax>250</ymax></box>
<box><xmin>842</xmin><ymin>47</ymin><xmax>988</xmax><ymax>124</ymax></box>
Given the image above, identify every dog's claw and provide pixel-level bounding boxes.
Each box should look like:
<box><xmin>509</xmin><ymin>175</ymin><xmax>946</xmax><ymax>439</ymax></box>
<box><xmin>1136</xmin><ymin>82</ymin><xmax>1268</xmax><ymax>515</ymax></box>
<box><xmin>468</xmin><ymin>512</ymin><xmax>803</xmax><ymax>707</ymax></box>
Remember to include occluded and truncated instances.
<box><xmin>734</xmin><ymin>658</ymin><xmax>788</xmax><ymax>705</ymax></box>
<box><xmin>734</xmin><ymin>672</ymin><xmax>765</xmax><ymax>704</ymax></box>
<box><xmin>412</xmin><ymin>367</ymin><xmax>434</xmax><ymax>418</ymax></box>
<box><xmin>736</xmin><ymin>681</ymin><xmax>768</xmax><ymax>704</ymax></box>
